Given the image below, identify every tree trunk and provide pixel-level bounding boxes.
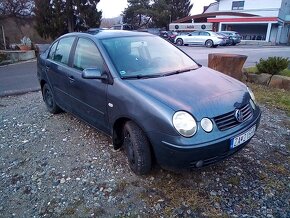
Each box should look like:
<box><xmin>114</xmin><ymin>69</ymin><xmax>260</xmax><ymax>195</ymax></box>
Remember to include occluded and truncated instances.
<box><xmin>66</xmin><ymin>0</ymin><xmax>74</xmax><ymax>32</ymax></box>
<box><xmin>208</xmin><ymin>53</ymin><xmax>247</xmax><ymax>81</ymax></box>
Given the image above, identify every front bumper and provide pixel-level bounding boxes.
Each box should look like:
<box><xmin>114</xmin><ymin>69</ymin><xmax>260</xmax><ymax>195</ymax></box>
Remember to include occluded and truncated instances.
<box><xmin>148</xmin><ymin>109</ymin><xmax>261</xmax><ymax>170</ymax></box>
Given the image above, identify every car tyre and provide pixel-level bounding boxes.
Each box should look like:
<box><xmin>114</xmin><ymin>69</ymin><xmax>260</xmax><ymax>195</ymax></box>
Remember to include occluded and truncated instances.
<box><xmin>123</xmin><ymin>121</ymin><xmax>152</xmax><ymax>175</ymax></box>
<box><xmin>176</xmin><ymin>38</ymin><xmax>183</xmax><ymax>46</ymax></box>
<box><xmin>205</xmin><ymin>40</ymin><xmax>213</xmax><ymax>48</ymax></box>
<box><xmin>42</xmin><ymin>83</ymin><xmax>62</xmax><ymax>114</ymax></box>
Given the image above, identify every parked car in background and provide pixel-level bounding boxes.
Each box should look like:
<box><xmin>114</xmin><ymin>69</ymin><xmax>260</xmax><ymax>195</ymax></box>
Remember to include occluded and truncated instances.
<box><xmin>174</xmin><ymin>30</ymin><xmax>225</xmax><ymax>48</ymax></box>
<box><xmin>217</xmin><ymin>32</ymin><xmax>231</xmax><ymax>46</ymax></box>
<box><xmin>159</xmin><ymin>31</ymin><xmax>178</xmax><ymax>43</ymax></box>
<box><xmin>37</xmin><ymin>30</ymin><xmax>261</xmax><ymax>175</ymax></box>
<box><xmin>218</xmin><ymin>31</ymin><xmax>241</xmax><ymax>45</ymax></box>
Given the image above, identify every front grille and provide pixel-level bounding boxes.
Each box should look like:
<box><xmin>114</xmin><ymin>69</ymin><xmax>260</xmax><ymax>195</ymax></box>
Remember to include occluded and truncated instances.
<box><xmin>214</xmin><ymin>103</ymin><xmax>253</xmax><ymax>131</ymax></box>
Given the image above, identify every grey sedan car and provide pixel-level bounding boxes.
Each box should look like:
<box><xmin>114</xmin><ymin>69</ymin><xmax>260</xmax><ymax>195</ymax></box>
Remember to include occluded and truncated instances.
<box><xmin>175</xmin><ymin>30</ymin><xmax>225</xmax><ymax>47</ymax></box>
<box><xmin>37</xmin><ymin>30</ymin><xmax>261</xmax><ymax>175</ymax></box>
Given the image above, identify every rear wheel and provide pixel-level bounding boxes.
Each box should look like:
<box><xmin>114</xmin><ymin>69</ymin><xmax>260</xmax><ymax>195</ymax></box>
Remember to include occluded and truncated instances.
<box><xmin>205</xmin><ymin>40</ymin><xmax>213</xmax><ymax>48</ymax></box>
<box><xmin>123</xmin><ymin>121</ymin><xmax>152</xmax><ymax>175</ymax></box>
<box><xmin>42</xmin><ymin>83</ymin><xmax>62</xmax><ymax>114</ymax></box>
<box><xmin>176</xmin><ymin>38</ymin><xmax>184</xmax><ymax>46</ymax></box>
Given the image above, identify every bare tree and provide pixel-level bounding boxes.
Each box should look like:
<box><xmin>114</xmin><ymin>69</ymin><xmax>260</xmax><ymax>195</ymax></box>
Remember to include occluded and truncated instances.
<box><xmin>0</xmin><ymin>0</ymin><xmax>34</xmax><ymax>18</ymax></box>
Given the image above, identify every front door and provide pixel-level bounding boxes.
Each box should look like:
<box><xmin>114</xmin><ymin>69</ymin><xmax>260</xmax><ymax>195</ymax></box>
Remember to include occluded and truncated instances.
<box><xmin>67</xmin><ymin>37</ymin><xmax>109</xmax><ymax>133</ymax></box>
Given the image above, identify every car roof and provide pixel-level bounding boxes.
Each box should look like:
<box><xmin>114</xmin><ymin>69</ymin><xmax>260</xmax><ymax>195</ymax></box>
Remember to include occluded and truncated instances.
<box><xmin>220</xmin><ymin>31</ymin><xmax>238</xmax><ymax>33</ymax></box>
<box><xmin>59</xmin><ymin>30</ymin><xmax>152</xmax><ymax>40</ymax></box>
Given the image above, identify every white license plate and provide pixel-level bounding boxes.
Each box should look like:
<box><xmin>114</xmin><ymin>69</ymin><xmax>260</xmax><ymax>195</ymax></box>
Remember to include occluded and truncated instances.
<box><xmin>230</xmin><ymin>125</ymin><xmax>256</xmax><ymax>149</ymax></box>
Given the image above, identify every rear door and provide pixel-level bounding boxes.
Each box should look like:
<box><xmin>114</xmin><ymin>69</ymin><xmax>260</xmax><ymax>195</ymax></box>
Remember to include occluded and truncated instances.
<box><xmin>67</xmin><ymin>37</ymin><xmax>109</xmax><ymax>133</ymax></box>
<box><xmin>199</xmin><ymin>31</ymin><xmax>211</xmax><ymax>44</ymax></box>
<box><xmin>45</xmin><ymin>37</ymin><xmax>76</xmax><ymax>111</ymax></box>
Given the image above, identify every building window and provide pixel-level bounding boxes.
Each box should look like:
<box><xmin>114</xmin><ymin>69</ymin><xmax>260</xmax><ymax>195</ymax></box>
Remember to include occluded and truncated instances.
<box><xmin>232</xmin><ymin>1</ymin><xmax>244</xmax><ymax>10</ymax></box>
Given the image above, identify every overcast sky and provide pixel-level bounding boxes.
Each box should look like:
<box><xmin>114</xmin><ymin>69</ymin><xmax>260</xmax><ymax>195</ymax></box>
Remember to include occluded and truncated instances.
<box><xmin>97</xmin><ymin>0</ymin><xmax>216</xmax><ymax>18</ymax></box>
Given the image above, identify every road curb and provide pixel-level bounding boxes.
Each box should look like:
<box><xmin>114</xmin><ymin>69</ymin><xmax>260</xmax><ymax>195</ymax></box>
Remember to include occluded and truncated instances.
<box><xmin>0</xmin><ymin>87</ymin><xmax>41</xmax><ymax>97</ymax></box>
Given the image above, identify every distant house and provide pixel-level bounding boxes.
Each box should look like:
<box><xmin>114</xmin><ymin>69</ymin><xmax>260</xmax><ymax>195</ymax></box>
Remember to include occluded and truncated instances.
<box><xmin>171</xmin><ymin>0</ymin><xmax>290</xmax><ymax>44</ymax></box>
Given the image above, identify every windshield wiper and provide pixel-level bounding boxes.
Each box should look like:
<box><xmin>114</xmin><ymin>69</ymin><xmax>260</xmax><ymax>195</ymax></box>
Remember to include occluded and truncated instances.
<box><xmin>121</xmin><ymin>74</ymin><xmax>163</xmax><ymax>80</ymax></box>
<box><xmin>163</xmin><ymin>67</ymin><xmax>197</xmax><ymax>77</ymax></box>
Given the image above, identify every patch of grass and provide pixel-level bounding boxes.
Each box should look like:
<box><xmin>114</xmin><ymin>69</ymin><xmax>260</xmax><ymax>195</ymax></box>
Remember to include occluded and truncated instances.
<box><xmin>113</xmin><ymin>180</ymin><xmax>129</xmax><ymax>194</ymax></box>
<box><xmin>261</xmin><ymin>160</ymin><xmax>290</xmax><ymax>176</ymax></box>
<box><xmin>248</xmin><ymin>83</ymin><xmax>290</xmax><ymax>115</ymax></box>
<box><xmin>245</xmin><ymin>66</ymin><xmax>290</xmax><ymax>77</ymax></box>
<box><xmin>245</xmin><ymin>66</ymin><xmax>258</xmax><ymax>74</ymax></box>
<box><xmin>228</xmin><ymin>176</ymin><xmax>241</xmax><ymax>186</ymax></box>
<box><xmin>139</xmin><ymin>177</ymin><xmax>223</xmax><ymax>217</ymax></box>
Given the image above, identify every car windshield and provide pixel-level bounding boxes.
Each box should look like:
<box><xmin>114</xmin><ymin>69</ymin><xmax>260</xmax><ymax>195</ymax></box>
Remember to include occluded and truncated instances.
<box><xmin>101</xmin><ymin>35</ymin><xmax>199</xmax><ymax>79</ymax></box>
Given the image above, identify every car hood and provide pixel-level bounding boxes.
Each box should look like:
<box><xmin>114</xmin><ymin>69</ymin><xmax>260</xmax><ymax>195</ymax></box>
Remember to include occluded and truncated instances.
<box><xmin>126</xmin><ymin>67</ymin><xmax>248</xmax><ymax>120</ymax></box>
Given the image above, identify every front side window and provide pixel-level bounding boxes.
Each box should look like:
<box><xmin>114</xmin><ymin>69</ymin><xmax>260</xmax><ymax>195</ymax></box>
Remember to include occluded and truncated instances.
<box><xmin>190</xmin><ymin>32</ymin><xmax>199</xmax><ymax>36</ymax></box>
<box><xmin>73</xmin><ymin>38</ymin><xmax>105</xmax><ymax>72</ymax></box>
<box><xmin>232</xmin><ymin>1</ymin><xmax>244</xmax><ymax>10</ymax></box>
<box><xmin>53</xmin><ymin>37</ymin><xmax>75</xmax><ymax>65</ymax></box>
<box><xmin>101</xmin><ymin>35</ymin><xmax>198</xmax><ymax>78</ymax></box>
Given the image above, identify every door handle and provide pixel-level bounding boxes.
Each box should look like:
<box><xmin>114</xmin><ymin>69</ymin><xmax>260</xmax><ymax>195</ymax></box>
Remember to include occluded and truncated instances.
<box><xmin>68</xmin><ymin>76</ymin><xmax>75</xmax><ymax>83</ymax></box>
<box><xmin>45</xmin><ymin>66</ymin><xmax>50</xmax><ymax>72</ymax></box>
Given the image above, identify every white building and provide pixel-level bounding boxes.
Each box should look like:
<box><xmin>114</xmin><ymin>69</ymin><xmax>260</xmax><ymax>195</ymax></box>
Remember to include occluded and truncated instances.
<box><xmin>206</xmin><ymin>0</ymin><xmax>290</xmax><ymax>43</ymax></box>
<box><xmin>172</xmin><ymin>0</ymin><xmax>290</xmax><ymax>44</ymax></box>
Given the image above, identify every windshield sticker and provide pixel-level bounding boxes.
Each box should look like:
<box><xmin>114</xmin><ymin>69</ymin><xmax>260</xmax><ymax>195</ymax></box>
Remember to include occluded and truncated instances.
<box><xmin>120</xmin><ymin>70</ymin><xmax>127</xmax><ymax>75</ymax></box>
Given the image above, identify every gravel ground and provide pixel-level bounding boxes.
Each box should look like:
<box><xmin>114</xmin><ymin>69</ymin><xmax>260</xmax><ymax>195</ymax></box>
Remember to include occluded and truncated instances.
<box><xmin>0</xmin><ymin>92</ymin><xmax>289</xmax><ymax>217</ymax></box>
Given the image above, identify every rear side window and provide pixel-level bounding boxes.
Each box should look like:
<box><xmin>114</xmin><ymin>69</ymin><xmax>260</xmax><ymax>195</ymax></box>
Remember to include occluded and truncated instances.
<box><xmin>53</xmin><ymin>37</ymin><xmax>75</xmax><ymax>65</ymax></box>
<box><xmin>73</xmin><ymin>38</ymin><xmax>105</xmax><ymax>72</ymax></box>
<box><xmin>199</xmin><ymin>32</ymin><xmax>210</xmax><ymax>36</ymax></box>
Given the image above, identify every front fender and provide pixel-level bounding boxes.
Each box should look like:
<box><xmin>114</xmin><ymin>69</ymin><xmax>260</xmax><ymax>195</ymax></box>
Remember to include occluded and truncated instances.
<box><xmin>107</xmin><ymin>79</ymin><xmax>177</xmax><ymax>137</ymax></box>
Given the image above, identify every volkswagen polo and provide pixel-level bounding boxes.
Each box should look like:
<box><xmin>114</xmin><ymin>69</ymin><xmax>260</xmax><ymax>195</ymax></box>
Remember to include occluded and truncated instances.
<box><xmin>37</xmin><ymin>30</ymin><xmax>261</xmax><ymax>175</ymax></box>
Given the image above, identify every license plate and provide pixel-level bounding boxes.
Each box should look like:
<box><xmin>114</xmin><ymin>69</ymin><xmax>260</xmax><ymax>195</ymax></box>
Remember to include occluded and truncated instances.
<box><xmin>230</xmin><ymin>125</ymin><xmax>256</xmax><ymax>149</ymax></box>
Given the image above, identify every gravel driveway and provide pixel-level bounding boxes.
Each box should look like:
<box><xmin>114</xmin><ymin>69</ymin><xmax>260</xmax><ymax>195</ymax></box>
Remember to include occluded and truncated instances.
<box><xmin>0</xmin><ymin>92</ymin><xmax>289</xmax><ymax>217</ymax></box>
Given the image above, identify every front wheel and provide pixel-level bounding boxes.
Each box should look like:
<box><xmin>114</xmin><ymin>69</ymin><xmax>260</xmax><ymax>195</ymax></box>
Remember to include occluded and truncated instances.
<box><xmin>42</xmin><ymin>83</ymin><xmax>62</xmax><ymax>114</ymax></box>
<box><xmin>205</xmin><ymin>40</ymin><xmax>213</xmax><ymax>48</ymax></box>
<box><xmin>123</xmin><ymin>121</ymin><xmax>152</xmax><ymax>175</ymax></box>
<box><xmin>176</xmin><ymin>38</ymin><xmax>184</xmax><ymax>46</ymax></box>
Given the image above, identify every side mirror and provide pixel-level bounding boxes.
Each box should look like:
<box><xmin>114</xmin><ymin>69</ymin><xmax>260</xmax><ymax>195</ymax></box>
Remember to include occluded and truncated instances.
<box><xmin>82</xmin><ymin>68</ymin><xmax>108</xmax><ymax>80</ymax></box>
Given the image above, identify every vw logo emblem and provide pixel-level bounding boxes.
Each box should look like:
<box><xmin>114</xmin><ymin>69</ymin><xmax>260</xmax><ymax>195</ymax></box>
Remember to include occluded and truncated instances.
<box><xmin>234</xmin><ymin>109</ymin><xmax>244</xmax><ymax>123</ymax></box>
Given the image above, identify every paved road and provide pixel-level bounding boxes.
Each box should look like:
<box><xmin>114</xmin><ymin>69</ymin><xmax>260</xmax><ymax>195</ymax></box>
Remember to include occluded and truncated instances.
<box><xmin>0</xmin><ymin>45</ymin><xmax>290</xmax><ymax>96</ymax></box>
<box><xmin>0</xmin><ymin>60</ymin><xmax>39</xmax><ymax>97</ymax></box>
<box><xmin>180</xmin><ymin>45</ymin><xmax>290</xmax><ymax>67</ymax></box>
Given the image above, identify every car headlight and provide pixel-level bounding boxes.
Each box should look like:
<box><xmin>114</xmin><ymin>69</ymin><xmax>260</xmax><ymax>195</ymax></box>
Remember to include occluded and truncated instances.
<box><xmin>247</xmin><ymin>87</ymin><xmax>256</xmax><ymax>104</ymax></box>
<box><xmin>173</xmin><ymin>111</ymin><xmax>197</xmax><ymax>137</ymax></box>
<box><xmin>201</xmin><ymin>118</ymin><xmax>213</xmax><ymax>133</ymax></box>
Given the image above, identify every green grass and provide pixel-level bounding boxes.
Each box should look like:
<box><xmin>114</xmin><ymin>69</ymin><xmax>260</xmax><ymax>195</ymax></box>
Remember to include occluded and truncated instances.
<box><xmin>248</xmin><ymin>83</ymin><xmax>290</xmax><ymax>115</ymax></box>
<box><xmin>245</xmin><ymin>66</ymin><xmax>290</xmax><ymax>77</ymax></box>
